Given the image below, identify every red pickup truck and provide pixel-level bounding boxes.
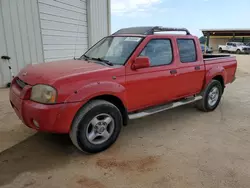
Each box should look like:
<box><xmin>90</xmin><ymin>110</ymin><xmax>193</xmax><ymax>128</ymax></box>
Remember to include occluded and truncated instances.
<box><xmin>9</xmin><ymin>27</ymin><xmax>237</xmax><ymax>153</ymax></box>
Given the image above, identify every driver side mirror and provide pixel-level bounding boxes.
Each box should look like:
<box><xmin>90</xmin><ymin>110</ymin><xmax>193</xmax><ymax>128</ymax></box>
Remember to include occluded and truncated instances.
<box><xmin>131</xmin><ymin>56</ymin><xmax>150</xmax><ymax>70</ymax></box>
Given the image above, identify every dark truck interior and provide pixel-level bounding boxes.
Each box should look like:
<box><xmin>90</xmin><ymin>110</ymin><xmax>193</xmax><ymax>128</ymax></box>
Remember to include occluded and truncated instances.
<box><xmin>203</xmin><ymin>54</ymin><xmax>231</xmax><ymax>59</ymax></box>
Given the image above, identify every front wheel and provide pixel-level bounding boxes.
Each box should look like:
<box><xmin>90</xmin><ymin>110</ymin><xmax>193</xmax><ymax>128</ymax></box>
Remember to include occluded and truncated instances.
<box><xmin>70</xmin><ymin>100</ymin><xmax>122</xmax><ymax>153</ymax></box>
<box><xmin>196</xmin><ymin>80</ymin><xmax>223</xmax><ymax>112</ymax></box>
<box><xmin>236</xmin><ymin>49</ymin><xmax>241</xmax><ymax>54</ymax></box>
<box><xmin>219</xmin><ymin>48</ymin><xmax>223</xmax><ymax>53</ymax></box>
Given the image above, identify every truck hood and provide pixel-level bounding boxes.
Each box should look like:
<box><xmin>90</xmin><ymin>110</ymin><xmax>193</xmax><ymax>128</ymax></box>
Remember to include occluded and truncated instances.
<box><xmin>241</xmin><ymin>45</ymin><xmax>250</xmax><ymax>48</ymax></box>
<box><xmin>17</xmin><ymin>59</ymin><xmax>110</xmax><ymax>85</ymax></box>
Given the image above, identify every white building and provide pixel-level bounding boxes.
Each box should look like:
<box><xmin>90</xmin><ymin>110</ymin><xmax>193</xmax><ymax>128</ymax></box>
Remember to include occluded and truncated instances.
<box><xmin>0</xmin><ymin>0</ymin><xmax>111</xmax><ymax>87</ymax></box>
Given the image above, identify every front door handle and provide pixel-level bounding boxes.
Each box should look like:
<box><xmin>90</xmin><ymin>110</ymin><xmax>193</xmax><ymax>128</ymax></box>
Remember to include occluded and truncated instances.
<box><xmin>195</xmin><ymin>66</ymin><xmax>200</xmax><ymax>70</ymax></box>
<box><xmin>170</xmin><ymin>69</ymin><xmax>177</xmax><ymax>74</ymax></box>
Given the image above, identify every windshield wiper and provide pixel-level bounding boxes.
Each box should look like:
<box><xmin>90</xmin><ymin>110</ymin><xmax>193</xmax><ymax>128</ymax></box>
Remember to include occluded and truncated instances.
<box><xmin>82</xmin><ymin>55</ymin><xmax>90</xmax><ymax>60</ymax></box>
<box><xmin>91</xmin><ymin>57</ymin><xmax>113</xmax><ymax>66</ymax></box>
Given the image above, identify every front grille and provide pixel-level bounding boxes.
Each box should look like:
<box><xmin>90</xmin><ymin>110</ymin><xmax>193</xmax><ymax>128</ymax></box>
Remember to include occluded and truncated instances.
<box><xmin>16</xmin><ymin>78</ymin><xmax>27</xmax><ymax>89</ymax></box>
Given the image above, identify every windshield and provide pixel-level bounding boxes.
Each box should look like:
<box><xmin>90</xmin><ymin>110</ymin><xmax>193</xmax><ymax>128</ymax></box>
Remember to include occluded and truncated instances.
<box><xmin>83</xmin><ymin>36</ymin><xmax>143</xmax><ymax>65</ymax></box>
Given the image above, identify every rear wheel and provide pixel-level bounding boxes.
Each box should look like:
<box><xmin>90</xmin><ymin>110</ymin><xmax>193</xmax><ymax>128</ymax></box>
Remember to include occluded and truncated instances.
<box><xmin>219</xmin><ymin>48</ymin><xmax>223</xmax><ymax>53</ymax></box>
<box><xmin>196</xmin><ymin>80</ymin><xmax>223</xmax><ymax>112</ymax></box>
<box><xmin>70</xmin><ymin>100</ymin><xmax>122</xmax><ymax>153</ymax></box>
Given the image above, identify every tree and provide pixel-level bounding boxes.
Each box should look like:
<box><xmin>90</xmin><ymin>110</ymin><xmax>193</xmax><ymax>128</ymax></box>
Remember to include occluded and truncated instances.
<box><xmin>199</xmin><ymin>36</ymin><xmax>207</xmax><ymax>44</ymax></box>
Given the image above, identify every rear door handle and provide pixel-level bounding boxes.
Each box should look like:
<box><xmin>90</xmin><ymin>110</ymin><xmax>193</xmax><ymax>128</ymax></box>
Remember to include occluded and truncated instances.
<box><xmin>170</xmin><ymin>69</ymin><xmax>177</xmax><ymax>74</ymax></box>
<box><xmin>195</xmin><ymin>66</ymin><xmax>200</xmax><ymax>70</ymax></box>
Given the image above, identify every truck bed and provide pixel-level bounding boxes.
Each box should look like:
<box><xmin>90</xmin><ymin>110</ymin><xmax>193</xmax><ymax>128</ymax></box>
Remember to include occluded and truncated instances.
<box><xmin>203</xmin><ymin>54</ymin><xmax>237</xmax><ymax>85</ymax></box>
<box><xmin>203</xmin><ymin>54</ymin><xmax>231</xmax><ymax>60</ymax></box>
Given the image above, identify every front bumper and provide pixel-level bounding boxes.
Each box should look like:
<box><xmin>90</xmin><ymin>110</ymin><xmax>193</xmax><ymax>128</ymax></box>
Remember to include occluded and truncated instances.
<box><xmin>10</xmin><ymin>85</ymin><xmax>82</xmax><ymax>133</ymax></box>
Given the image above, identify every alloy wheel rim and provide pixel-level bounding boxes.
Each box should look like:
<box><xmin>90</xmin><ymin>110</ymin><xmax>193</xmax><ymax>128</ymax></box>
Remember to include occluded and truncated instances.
<box><xmin>86</xmin><ymin>113</ymin><xmax>115</xmax><ymax>145</ymax></box>
<box><xmin>208</xmin><ymin>86</ymin><xmax>219</xmax><ymax>107</ymax></box>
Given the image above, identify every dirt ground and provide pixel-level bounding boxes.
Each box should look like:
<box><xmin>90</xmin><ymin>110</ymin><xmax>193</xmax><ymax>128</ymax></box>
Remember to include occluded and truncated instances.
<box><xmin>0</xmin><ymin>55</ymin><xmax>250</xmax><ymax>188</ymax></box>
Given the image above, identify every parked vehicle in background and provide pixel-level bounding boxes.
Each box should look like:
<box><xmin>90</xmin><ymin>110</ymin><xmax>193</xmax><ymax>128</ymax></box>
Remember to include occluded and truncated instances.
<box><xmin>9</xmin><ymin>26</ymin><xmax>237</xmax><ymax>153</ymax></box>
<box><xmin>246</xmin><ymin>42</ymin><xmax>250</xmax><ymax>46</ymax></box>
<box><xmin>218</xmin><ymin>42</ymin><xmax>250</xmax><ymax>54</ymax></box>
<box><xmin>200</xmin><ymin>44</ymin><xmax>213</xmax><ymax>54</ymax></box>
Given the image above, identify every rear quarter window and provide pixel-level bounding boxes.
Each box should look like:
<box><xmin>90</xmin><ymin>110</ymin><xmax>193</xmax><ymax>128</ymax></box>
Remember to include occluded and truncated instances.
<box><xmin>177</xmin><ymin>39</ymin><xmax>197</xmax><ymax>63</ymax></box>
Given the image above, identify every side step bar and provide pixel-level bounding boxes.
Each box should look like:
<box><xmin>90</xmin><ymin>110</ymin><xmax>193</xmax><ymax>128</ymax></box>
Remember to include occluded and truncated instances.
<box><xmin>128</xmin><ymin>96</ymin><xmax>202</xmax><ymax>120</ymax></box>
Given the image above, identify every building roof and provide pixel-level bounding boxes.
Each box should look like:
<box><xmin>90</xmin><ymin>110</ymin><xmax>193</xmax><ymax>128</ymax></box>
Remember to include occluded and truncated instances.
<box><xmin>201</xmin><ymin>29</ymin><xmax>250</xmax><ymax>37</ymax></box>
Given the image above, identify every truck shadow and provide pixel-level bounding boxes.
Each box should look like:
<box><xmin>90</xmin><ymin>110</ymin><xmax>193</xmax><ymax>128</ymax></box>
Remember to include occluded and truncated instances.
<box><xmin>0</xmin><ymin>133</ymin><xmax>81</xmax><ymax>186</ymax></box>
<box><xmin>0</xmin><ymin>102</ymin><xmax>222</xmax><ymax>186</ymax></box>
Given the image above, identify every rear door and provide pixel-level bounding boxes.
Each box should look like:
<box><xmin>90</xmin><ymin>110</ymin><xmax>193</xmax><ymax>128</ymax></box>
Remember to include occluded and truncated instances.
<box><xmin>125</xmin><ymin>36</ymin><xmax>179</xmax><ymax>111</ymax></box>
<box><xmin>175</xmin><ymin>38</ymin><xmax>205</xmax><ymax>97</ymax></box>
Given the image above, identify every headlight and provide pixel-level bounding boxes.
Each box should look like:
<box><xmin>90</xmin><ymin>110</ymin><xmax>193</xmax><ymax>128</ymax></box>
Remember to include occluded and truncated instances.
<box><xmin>30</xmin><ymin>84</ymin><xmax>57</xmax><ymax>104</ymax></box>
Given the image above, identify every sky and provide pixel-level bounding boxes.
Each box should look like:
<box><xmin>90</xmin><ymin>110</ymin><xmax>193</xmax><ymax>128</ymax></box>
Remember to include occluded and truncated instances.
<box><xmin>111</xmin><ymin>0</ymin><xmax>250</xmax><ymax>37</ymax></box>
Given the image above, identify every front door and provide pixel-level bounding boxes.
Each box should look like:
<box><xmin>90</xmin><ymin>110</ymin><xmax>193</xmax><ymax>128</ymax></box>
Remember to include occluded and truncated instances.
<box><xmin>230</xmin><ymin>43</ymin><xmax>237</xmax><ymax>52</ymax></box>
<box><xmin>125</xmin><ymin>37</ymin><xmax>179</xmax><ymax>112</ymax></box>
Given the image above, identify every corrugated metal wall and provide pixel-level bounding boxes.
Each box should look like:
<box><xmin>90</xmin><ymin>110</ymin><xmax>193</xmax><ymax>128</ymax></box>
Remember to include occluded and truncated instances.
<box><xmin>0</xmin><ymin>0</ymin><xmax>43</xmax><ymax>87</ymax></box>
<box><xmin>38</xmin><ymin>0</ymin><xmax>89</xmax><ymax>61</ymax></box>
<box><xmin>87</xmin><ymin>0</ymin><xmax>111</xmax><ymax>47</ymax></box>
<box><xmin>0</xmin><ymin>0</ymin><xmax>111</xmax><ymax>87</ymax></box>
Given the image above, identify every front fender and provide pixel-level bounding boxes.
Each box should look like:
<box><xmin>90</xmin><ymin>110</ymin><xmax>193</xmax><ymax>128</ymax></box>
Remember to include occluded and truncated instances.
<box><xmin>205</xmin><ymin>66</ymin><xmax>227</xmax><ymax>86</ymax></box>
<box><xmin>65</xmin><ymin>81</ymin><xmax>127</xmax><ymax>105</ymax></box>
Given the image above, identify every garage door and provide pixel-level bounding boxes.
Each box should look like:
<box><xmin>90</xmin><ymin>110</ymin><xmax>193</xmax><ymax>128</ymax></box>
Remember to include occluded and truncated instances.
<box><xmin>38</xmin><ymin>0</ymin><xmax>89</xmax><ymax>62</ymax></box>
<box><xmin>0</xmin><ymin>0</ymin><xmax>43</xmax><ymax>88</ymax></box>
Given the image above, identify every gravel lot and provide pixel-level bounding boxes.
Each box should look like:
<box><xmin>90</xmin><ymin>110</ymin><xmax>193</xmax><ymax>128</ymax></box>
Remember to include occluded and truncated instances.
<box><xmin>0</xmin><ymin>55</ymin><xmax>250</xmax><ymax>188</ymax></box>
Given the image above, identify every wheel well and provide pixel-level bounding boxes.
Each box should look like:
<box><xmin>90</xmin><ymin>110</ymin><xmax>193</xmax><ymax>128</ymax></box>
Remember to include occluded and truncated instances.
<box><xmin>90</xmin><ymin>95</ymin><xmax>128</xmax><ymax>126</ymax></box>
<box><xmin>213</xmin><ymin>75</ymin><xmax>224</xmax><ymax>93</ymax></box>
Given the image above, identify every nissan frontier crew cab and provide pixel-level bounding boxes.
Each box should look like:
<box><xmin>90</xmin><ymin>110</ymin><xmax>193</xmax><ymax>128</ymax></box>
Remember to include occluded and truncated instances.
<box><xmin>10</xmin><ymin>26</ymin><xmax>237</xmax><ymax>153</ymax></box>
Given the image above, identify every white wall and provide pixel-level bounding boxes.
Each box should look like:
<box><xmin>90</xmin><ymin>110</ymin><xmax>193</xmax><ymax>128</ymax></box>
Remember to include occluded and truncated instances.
<box><xmin>0</xmin><ymin>0</ymin><xmax>111</xmax><ymax>87</ymax></box>
<box><xmin>0</xmin><ymin>0</ymin><xmax>43</xmax><ymax>87</ymax></box>
<box><xmin>38</xmin><ymin>0</ymin><xmax>89</xmax><ymax>61</ymax></box>
<box><xmin>87</xmin><ymin>0</ymin><xmax>111</xmax><ymax>47</ymax></box>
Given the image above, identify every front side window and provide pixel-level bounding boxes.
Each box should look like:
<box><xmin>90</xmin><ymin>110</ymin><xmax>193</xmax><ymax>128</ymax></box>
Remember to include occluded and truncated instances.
<box><xmin>83</xmin><ymin>36</ymin><xmax>143</xmax><ymax>65</ymax></box>
<box><xmin>139</xmin><ymin>39</ymin><xmax>173</xmax><ymax>66</ymax></box>
<box><xmin>177</xmin><ymin>39</ymin><xmax>197</xmax><ymax>63</ymax></box>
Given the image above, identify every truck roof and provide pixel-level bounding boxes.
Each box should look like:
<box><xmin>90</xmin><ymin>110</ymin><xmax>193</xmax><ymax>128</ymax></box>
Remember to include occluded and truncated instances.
<box><xmin>228</xmin><ymin>42</ymin><xmax>244</xmax><ymax>44</ymax></box>
<box><xmin>112</xmin><ymin>26</ymin><xmax>191</xmax><ymax>36</ymax></box>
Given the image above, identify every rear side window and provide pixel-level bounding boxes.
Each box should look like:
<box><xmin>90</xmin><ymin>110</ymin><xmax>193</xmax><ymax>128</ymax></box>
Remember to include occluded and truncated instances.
<box><xmin>177</xmin><ymin>39</ymin><xmax>197</xmax><ymax>63</ymax></box>
<box><xmin>139</xmin><ymin>39</ymin><xmax>173</xmax><ymax>66</ymax></box>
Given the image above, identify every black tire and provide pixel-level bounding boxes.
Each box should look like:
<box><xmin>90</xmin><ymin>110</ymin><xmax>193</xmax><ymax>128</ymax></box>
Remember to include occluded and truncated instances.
<box><xmin>236</xmin><ymin>49</ymin><xmax>241</xmax><ymax>54</ymax></box>
<box><xmin>219</xmin><ymin>48</ymin><xmax>223</xmax><ymax>53</ymax></box>
<box><xmin>196</xmin><ymin>80</ymin><xmax>223</xmax><ymax>112</ymax></box>
<box><xmin>70</xmin><ymin>100</ymin><xmax>122</xmax><ymax>153</ymax></box>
